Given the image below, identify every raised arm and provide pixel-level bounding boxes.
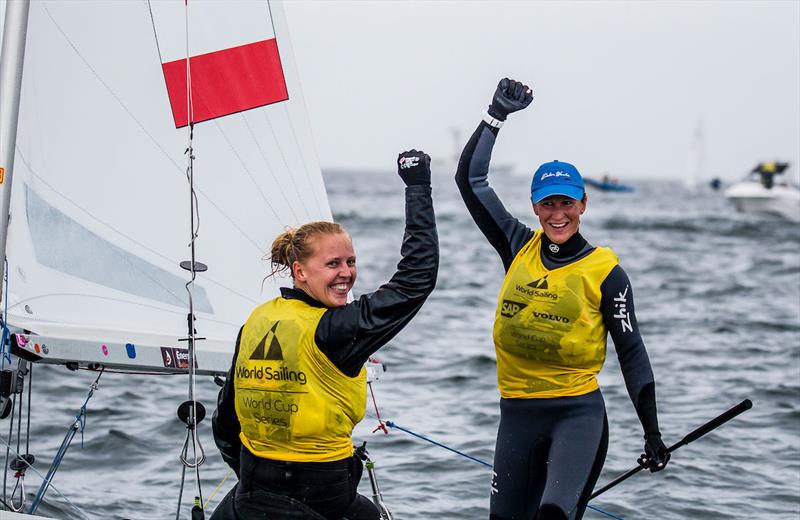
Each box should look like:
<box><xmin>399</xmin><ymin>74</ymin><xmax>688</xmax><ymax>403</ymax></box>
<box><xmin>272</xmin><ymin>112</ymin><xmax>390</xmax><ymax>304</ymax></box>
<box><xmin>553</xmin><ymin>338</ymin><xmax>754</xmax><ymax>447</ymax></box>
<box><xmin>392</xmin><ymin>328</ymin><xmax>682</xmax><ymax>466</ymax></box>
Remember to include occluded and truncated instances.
<box><xmin>455</xmin><ymin>78</ymin><xmax>535</xmax><ymax>271</ymax></box>
<box><xmin>315</xmin><ymin>150</ymin><xmax>439</xmax><ymax>377</ymax></box>
<box><xmin>600</xmin><ymin>265</ymin><xmax>670</xmax><ymax>471</ymax></box>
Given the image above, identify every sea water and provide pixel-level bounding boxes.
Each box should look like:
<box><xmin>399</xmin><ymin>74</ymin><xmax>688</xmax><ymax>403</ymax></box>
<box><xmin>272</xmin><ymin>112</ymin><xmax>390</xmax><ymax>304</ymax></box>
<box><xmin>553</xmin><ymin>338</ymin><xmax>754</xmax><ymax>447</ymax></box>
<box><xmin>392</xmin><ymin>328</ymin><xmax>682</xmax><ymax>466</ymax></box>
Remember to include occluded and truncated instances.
<box><xmin>11</xmin><ymin>168</ymin><xmax>799</xmax><ymax>519</ymax></box>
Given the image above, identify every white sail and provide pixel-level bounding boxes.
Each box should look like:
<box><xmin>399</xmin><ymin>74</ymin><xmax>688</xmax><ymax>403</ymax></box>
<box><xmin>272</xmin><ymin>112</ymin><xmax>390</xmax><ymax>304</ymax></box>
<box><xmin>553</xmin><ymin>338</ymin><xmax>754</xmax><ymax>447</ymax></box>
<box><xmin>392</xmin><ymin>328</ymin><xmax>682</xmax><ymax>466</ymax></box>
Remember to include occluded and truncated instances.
<box><xmin>684</xmin><ymin>119</ymin><xmax>704</xmax><ymax>193</ymax></box>
<box><xmin>4</xmin><ymin>0</ymin><xmax>329</xmax><ymax>373</ymax></box>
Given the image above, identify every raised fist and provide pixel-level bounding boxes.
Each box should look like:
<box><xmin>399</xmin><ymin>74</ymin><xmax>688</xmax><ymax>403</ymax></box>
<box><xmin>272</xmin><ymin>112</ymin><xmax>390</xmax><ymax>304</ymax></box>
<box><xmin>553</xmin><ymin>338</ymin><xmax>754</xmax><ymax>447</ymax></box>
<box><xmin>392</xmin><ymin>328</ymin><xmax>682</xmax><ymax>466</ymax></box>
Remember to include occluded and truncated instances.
<box><xmin>397</xmin><ymin>149</ymin><xmax>432</xmax><ymax>186</ymax></box>
<box><xmin>487</xmin><ymin>78</ymin><xmax>533</xmax><ymax>121</ymax></box>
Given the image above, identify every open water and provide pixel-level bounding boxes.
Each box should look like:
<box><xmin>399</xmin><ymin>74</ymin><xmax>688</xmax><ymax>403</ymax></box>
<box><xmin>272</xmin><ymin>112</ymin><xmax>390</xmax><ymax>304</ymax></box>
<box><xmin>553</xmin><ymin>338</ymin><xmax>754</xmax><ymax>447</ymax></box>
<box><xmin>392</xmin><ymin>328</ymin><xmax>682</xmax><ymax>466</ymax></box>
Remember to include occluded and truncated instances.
<box><xmin>5</xmin><ymin>168</ymin><xmax>799</xmax><ymax>519</ymax></box>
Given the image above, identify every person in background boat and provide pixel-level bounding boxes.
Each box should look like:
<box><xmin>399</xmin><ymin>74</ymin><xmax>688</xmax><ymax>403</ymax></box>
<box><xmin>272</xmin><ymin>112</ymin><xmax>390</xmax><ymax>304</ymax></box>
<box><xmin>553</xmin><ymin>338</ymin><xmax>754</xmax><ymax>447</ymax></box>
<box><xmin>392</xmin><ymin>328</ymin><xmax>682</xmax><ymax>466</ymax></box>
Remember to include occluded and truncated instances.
<box><xmin>751</xmin><ymin>161</ymin><xmax>790</xmax><ymax>189</ymax></box>
<box><xmin>455</xmin><ymin>78</ymin><xmax>669</xmax><ymax>520</ymax></box>
<box><xmin>211</xmin><ymin>149</ymin><xmax>438</xmax><ymax>520</ymax></box>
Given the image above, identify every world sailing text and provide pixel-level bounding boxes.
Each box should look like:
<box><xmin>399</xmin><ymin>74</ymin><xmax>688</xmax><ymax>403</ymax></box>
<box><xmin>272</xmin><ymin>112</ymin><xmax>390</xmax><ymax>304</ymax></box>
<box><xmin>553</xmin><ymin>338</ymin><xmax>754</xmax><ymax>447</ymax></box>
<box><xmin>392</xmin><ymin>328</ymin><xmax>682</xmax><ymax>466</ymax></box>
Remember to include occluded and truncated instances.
<box><xmin>236</xmin><ymin>365</ymin><xmax>307</xmax><ymax>384</ymax></box>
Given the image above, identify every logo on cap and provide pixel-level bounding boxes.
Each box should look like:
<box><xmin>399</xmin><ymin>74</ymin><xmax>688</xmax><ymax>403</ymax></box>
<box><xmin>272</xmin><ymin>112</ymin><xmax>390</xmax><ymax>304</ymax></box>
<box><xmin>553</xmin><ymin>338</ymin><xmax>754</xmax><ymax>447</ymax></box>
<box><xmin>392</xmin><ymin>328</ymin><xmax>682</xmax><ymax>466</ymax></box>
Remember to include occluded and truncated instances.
<box><xmin>541</xmin><ymin>172</ymin><xmax>571</xmax><ymax>180</ymax></box>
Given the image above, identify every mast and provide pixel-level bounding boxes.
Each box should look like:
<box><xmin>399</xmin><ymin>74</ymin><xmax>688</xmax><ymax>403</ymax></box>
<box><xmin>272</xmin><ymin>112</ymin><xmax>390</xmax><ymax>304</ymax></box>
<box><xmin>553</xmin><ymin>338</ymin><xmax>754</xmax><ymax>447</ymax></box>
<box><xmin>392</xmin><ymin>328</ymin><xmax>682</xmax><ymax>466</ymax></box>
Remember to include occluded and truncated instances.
<box><xmin>0</xmin><ymin>0</ymin><xmax>31</xmax><ymax>306</ymax></box>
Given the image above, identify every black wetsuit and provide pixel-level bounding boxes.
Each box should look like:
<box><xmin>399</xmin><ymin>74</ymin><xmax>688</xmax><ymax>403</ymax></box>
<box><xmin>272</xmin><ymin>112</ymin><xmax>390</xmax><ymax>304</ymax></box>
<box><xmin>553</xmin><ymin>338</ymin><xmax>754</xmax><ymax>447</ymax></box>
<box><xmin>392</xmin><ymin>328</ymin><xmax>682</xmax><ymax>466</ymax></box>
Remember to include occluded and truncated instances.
<box><xmin>211</xmin><ymin>184</ymin><xmax>438</xmax><ymax>520</ymax></box>
<box><xmin>456</xmin><ymin>121</ymin><xmax>660</xmax><ymax>520</ymax></box>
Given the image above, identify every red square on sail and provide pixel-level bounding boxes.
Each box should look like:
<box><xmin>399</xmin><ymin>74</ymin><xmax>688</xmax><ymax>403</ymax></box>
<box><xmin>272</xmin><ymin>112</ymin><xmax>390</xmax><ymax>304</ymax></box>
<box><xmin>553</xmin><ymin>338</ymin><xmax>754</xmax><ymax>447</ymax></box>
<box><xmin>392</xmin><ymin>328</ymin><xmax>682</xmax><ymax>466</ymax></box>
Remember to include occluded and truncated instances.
<box><xmin>162</xmin><ymin>39</ymin><xmax>288</xmax><ymax>128</ymax></box>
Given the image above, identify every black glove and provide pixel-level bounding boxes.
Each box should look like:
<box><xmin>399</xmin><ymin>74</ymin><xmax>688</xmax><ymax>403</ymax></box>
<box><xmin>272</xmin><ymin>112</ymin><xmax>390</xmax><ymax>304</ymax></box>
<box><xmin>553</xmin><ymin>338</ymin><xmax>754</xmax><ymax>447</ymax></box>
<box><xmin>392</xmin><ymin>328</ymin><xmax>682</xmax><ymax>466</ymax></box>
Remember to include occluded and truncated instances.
<box><xmin>638</xmin><ymin>432</ymin><xmax>670</xmax><ymax>472</ymax></box>
<box><xmin>397</xmin><ymin>149</ymin><xmax>431</xmax><ymax>186</ymax></box>
<box><xmin>487</xmin><ymin>78</ymin><xmax>534</xmax><ymax>121</ymax></box>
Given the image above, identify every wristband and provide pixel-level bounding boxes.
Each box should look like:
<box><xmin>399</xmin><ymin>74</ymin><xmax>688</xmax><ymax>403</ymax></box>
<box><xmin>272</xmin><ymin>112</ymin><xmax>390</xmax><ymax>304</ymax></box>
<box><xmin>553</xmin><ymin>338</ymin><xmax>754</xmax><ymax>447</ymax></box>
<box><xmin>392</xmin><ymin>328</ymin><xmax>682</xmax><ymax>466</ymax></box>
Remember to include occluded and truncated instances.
<box><xmin>482</xmin><ymin>110</ymin><xmax>504</xmax><ymax>129</ymax></box>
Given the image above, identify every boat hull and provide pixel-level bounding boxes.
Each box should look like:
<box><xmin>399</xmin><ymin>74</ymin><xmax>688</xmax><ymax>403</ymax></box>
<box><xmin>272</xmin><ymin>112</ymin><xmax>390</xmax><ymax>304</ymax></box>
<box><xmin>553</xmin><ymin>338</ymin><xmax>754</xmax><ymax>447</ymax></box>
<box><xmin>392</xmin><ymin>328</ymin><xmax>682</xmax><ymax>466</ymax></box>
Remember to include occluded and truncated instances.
<box><xmin>724</xmin><ymin>181</ymin><xmax>800</xmax><ymax>222</ymax></box>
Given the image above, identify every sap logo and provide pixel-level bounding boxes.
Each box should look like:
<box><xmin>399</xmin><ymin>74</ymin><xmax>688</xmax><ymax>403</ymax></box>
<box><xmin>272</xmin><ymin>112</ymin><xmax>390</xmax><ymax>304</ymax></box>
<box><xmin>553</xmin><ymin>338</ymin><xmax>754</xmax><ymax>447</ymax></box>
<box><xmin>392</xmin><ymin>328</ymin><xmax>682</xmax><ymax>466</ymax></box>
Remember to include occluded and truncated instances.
<box><xmin>527</xmin><ymin>275</ymin><xmax>549</xmax><ymax>289</ymax></box>
<box><xmin>398</xmin><ymin>156</ymin><xmax>419</xmax><ymax>169</ymax></box>
<box><xmin>250</xmin><ymin>322</ymin><xmax>284</xmax><ymax>361</ymax></box>
<box><xmin>541</xmin><ymin>171</ymin><xmax>571</xmax><ymax>180</ymax></box>
<box><xmin>500</xmin><ymin>299</ymin><xmax>526</xmax><ymax>318</ymax></box>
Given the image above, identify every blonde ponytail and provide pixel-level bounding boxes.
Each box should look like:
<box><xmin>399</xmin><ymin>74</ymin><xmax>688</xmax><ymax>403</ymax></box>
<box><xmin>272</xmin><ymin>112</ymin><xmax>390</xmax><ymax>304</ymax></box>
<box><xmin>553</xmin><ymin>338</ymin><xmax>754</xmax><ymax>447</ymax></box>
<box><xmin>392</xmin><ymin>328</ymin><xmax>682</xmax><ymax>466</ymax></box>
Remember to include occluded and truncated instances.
<box><xmin>267</xmin><ymin>221</ymin><xmax>348</xmax><ymax>278</ymax></box>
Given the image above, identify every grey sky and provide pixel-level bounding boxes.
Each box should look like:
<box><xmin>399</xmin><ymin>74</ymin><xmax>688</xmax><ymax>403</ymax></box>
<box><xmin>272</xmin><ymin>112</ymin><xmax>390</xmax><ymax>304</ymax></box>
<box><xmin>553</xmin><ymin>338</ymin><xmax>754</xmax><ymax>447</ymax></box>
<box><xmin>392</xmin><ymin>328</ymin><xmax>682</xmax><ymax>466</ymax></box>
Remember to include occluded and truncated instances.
<box><xmin>284</xmin><ymin>0</ymin><xmax>800</xmax><ymax>182</ymax></box>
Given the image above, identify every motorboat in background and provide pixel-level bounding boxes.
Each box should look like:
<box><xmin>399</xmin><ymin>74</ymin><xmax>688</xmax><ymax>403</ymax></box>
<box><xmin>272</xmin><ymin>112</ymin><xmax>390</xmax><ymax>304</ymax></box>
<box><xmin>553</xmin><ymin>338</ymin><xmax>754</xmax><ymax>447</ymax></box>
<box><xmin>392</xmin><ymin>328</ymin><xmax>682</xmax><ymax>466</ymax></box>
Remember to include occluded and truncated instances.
<box><xmin>724</xmin><ymin>162</ymin><xmax>800</xmax><ymax>222</ymax></box>
<box><xmin>584</xmin><ymin>174</ymin><xmax>634</xmax><ymax>193</ymax></box>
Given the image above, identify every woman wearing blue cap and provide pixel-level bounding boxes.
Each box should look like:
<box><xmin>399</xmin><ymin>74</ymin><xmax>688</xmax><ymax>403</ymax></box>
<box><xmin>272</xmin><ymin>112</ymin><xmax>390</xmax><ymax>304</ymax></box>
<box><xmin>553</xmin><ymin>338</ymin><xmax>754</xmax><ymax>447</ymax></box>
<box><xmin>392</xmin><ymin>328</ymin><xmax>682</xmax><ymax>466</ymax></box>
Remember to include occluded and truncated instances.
<box><xmin>455</xmin><ymin>78</ymin><xmax>669</xmax><ymax>520</ymax></box>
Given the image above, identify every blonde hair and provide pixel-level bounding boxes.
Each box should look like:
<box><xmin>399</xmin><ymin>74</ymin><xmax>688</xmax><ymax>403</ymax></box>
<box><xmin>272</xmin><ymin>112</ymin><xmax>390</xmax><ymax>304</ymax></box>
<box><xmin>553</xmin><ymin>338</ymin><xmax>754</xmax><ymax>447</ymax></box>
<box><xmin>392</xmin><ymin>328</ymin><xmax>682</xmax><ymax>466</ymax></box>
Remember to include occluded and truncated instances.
<box><xmin>267</xmin><ymin>221</ymin><xmax>348</xmax><ymax>278</ymax></box>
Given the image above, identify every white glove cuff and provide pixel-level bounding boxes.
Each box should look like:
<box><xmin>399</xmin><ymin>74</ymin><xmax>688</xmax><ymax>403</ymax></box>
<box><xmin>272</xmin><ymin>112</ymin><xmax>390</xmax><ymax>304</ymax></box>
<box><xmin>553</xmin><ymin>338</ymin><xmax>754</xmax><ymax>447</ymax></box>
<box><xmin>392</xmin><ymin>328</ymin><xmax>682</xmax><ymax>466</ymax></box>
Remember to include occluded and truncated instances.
<box><xmin>482</xmin><ymin>110</ymin><xmax>504</xmax><ymax>129</ymax></box>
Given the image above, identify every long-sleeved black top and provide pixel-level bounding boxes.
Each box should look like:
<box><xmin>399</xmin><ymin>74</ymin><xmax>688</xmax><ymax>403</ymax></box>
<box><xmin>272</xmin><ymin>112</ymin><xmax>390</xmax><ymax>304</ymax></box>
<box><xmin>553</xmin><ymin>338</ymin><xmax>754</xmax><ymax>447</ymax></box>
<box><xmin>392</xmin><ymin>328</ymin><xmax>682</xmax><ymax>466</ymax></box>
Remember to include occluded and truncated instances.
<box><xmin>455</xmin><ymin>121</ymin><xmax>660</xmax><ymax>436</ymax></box>
<box><xmin>212</xmin><ymin>184</ymin><xmax>438</xmax><ymax>474</ymax></box>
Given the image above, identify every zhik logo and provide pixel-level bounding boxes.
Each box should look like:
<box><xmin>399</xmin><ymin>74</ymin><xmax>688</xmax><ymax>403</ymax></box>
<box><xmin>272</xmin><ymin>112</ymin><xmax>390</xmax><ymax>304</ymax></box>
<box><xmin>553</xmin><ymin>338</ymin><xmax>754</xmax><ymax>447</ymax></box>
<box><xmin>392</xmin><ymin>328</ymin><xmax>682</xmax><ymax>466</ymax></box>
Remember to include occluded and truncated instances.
<box><xmin>500</xmin><ymin>299</ymin><xmax>526</xmax><ymax>318</ymax></box>
<box><xmin>250</xmin><ymin>322</ymin><xmax>284</xmax><ymax>361</ymax></box>
<box><xmin>398</xmin><ymin>156</ymin><xmax>419</xmax><ymax>169</ymax></box>
<box><xmin>613</xmin><ymin>285</ymin><xmax>633</xmax><ymax>333</ymax></box>
<box><xmin>527</xmin><ymin>275</ymin><xmax>549</xmax><ymax>289</ymax></box>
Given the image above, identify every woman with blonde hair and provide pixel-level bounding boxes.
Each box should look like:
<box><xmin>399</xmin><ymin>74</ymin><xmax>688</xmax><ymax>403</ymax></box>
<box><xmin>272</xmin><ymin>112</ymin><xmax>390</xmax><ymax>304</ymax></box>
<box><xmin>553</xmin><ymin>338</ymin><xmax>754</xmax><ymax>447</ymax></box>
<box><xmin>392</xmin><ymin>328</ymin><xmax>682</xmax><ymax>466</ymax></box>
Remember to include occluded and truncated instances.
<box><xmin>212</xmin><ymin>150</ymin><xmax>438</xmax><ymax>520</ymax></box>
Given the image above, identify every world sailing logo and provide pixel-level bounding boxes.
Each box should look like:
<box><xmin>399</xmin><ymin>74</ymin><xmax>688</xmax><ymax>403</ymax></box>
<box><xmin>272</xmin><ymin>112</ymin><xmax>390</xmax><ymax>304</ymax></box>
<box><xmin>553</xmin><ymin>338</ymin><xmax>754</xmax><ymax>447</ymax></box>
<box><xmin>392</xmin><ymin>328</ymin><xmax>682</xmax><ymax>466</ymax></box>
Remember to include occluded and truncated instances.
<box><xmin>527</xmin><ymin>275</ymin><xmax>549</xmax><ymax>289</ymax></box>
<box><xmin>250</xmin><ymin>321</ymin><xmax>283</xmax><ymax>361</ymax></box>
<box><xmin>241</xmin><ymin>321</ymin><xmax>308</xmax><ymax>384</ymax></box>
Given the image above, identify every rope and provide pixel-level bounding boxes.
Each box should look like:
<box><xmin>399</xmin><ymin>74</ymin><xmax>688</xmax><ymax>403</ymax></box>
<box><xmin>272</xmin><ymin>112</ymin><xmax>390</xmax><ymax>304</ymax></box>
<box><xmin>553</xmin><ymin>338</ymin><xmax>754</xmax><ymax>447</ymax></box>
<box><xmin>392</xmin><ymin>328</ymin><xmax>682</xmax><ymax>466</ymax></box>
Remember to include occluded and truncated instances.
<box><xmin>368</xmin><ymin>382</ymin><xmax>388</xmax><ymax>435</ymax></box>
<box><xmin>385</xmin><ymin>421</ymin><xmax>624</xmax><ymax>520</ymax></box>
<box><xmin>202</xmin><ymin>468</ymin><xmax>233</xmax><ymax>509</ymax></box>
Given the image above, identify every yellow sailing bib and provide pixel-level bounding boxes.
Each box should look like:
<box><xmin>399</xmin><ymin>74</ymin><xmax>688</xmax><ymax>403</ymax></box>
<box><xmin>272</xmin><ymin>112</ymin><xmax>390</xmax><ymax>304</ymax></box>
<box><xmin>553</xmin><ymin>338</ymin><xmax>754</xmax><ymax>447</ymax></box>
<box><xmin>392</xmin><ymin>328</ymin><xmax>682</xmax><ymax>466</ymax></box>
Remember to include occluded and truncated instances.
<box><xmin>493</xmin><ymin>230</ymin><xmax>618</xmax><ymax>398</ymax></box>
<box><xmin>234</xmin><ymin>297</ymin><xmax>366</xmax><ymax>462</ymax></box>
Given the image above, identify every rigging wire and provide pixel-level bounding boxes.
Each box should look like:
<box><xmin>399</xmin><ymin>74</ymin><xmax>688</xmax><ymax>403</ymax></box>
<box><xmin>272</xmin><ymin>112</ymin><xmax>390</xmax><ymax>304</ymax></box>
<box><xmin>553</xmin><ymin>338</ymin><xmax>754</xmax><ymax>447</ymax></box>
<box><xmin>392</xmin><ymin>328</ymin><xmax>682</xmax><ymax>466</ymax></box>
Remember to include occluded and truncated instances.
<box><xmin>383</xmin><ymin>420</ymin><xmax>624</xmax><ymax>520</ymax></box>
<box><xmin>173</xmin><ymin>3</ymin><xmax>205</xmax><ymax>519</ymax></box>
<box><xmin>28</xmin><ymin>368</ymin><xmax>103</xmax><ymax>515</ymax></box>
<box><xmin>0</xmin><ymin>435</ymin><xmax>87</xmax><ymax>517</ymax></box>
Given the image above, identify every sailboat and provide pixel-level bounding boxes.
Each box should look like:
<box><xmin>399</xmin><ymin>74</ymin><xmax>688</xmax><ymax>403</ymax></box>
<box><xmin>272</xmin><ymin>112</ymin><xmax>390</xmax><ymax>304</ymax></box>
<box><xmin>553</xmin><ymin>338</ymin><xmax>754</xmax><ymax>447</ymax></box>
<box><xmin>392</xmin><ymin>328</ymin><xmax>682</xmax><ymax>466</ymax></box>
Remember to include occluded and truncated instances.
<box><xmin>0</xmin><ymin>0</ymin><xmax>332</xmax><ymax>516</ymax></box>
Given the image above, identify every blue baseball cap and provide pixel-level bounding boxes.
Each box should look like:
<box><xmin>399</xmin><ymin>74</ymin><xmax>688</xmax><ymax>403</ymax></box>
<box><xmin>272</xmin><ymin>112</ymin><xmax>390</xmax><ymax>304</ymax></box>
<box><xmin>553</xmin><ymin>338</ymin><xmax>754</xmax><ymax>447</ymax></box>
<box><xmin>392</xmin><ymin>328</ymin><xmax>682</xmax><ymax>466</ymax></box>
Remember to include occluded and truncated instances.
<box><xmin>530</xmin><ymin>160</ymin><xmax>585</xmax><ymax>203</ymax></box>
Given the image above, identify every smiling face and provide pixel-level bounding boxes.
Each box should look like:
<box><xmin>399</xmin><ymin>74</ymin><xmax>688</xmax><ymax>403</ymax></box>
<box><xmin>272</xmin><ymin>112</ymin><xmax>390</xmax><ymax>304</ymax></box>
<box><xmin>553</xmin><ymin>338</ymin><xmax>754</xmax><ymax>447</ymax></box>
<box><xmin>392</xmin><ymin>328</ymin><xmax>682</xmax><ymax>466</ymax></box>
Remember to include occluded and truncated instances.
<box><xmin>532</xmin><ymin>194</ymin><xmax>587</xmax><ymax>244</ymax></box>
<box><xmin>292</xmin><ymin>232</ymin><xmax>356</xmax><ymax>307</ymax></box>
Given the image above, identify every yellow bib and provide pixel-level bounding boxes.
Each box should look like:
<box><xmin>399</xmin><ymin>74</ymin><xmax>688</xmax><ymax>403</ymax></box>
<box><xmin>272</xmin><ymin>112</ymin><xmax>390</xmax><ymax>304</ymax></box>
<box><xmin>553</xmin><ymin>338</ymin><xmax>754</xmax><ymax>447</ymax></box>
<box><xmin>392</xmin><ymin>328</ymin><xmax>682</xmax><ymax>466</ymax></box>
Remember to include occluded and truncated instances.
<box><xmin>234</xmin><ymin>297</ymin><xmax>366</xmax><ymax>462</ymax></box>
<box><xmin>493</xmin><ymin>230</ymin><xmax>618</xmax><ymax>398</ymax></box>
